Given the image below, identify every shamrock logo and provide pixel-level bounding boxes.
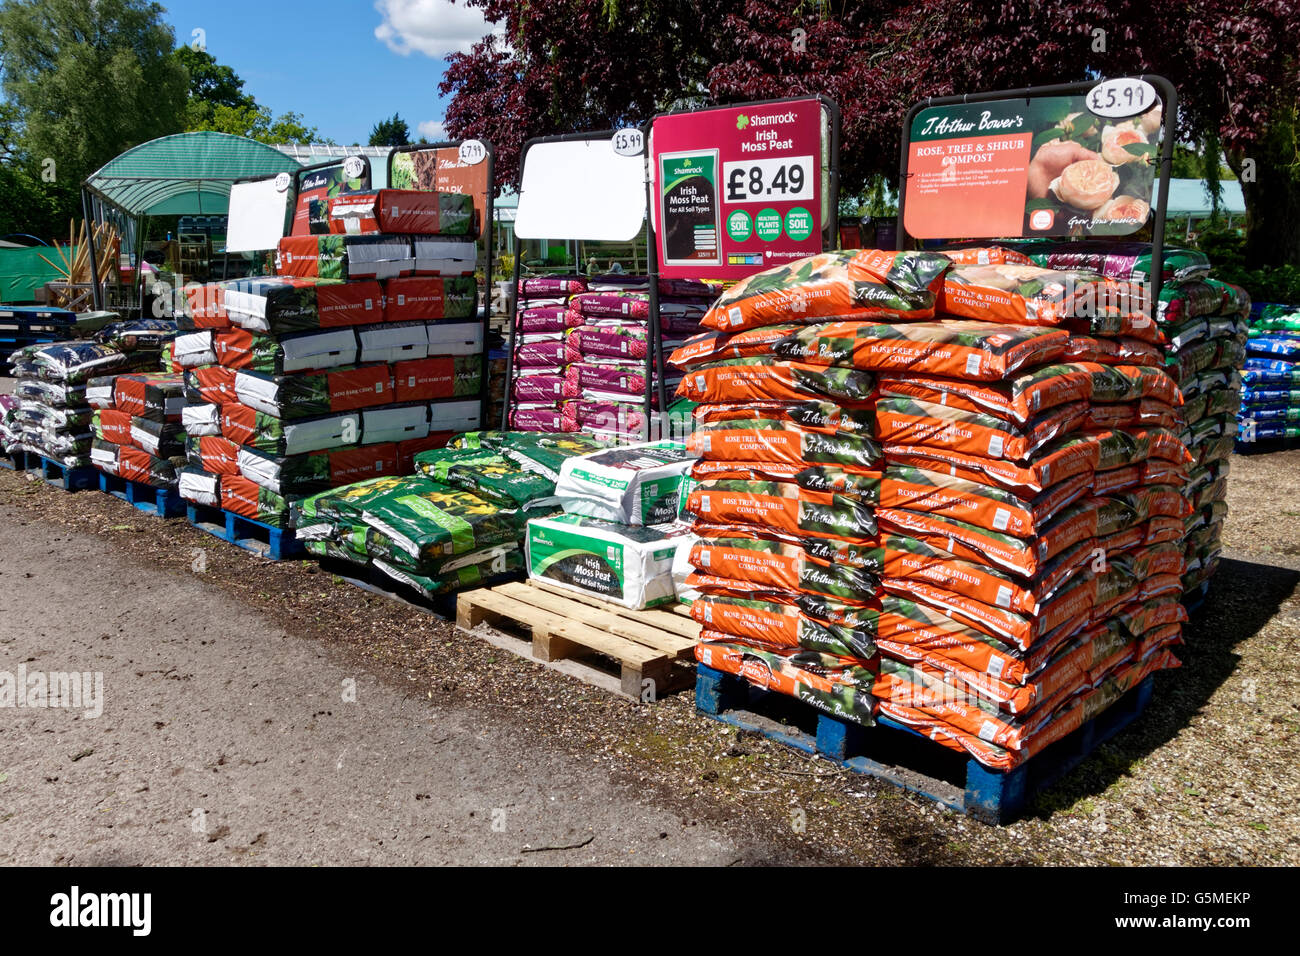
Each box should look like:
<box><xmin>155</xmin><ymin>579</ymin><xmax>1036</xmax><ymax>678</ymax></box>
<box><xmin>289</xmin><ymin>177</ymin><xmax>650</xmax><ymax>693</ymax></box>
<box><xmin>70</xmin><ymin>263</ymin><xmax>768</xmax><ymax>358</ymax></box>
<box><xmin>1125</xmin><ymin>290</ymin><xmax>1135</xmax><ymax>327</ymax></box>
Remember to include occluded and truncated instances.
<box><xmin>736</xmin><ymin>114</ymin><xmax>750</xmax><ymax>130</ymax></box>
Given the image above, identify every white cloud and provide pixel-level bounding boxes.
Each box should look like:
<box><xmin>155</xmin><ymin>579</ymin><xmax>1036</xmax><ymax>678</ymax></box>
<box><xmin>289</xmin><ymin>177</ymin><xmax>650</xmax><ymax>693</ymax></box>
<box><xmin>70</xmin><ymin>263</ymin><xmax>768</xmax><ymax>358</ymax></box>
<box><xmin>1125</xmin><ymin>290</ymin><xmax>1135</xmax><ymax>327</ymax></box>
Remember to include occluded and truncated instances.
<box><xmin>418</xmin><ymin>120</ymin><xmax>448</xmax><ymax>141</ymax></box>
<box><xmin>374</xmin><ymin>0</ymin><xmax>503</xmax><ymax>58</ymax></box>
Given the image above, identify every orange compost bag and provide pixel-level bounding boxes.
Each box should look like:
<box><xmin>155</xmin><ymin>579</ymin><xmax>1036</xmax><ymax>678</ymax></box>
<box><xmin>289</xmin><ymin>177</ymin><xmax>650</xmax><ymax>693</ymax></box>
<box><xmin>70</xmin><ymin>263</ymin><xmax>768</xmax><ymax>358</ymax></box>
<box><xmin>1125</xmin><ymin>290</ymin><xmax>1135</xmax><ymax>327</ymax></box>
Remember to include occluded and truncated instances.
<box><xmin>874</xmin><ymin>396</ymin><xmax>1088</xmax><ymax>462</ymax></box>
<box><xmin>771</xmin><ymin>320</ymin><xmax>1068</xmax><ymax>381</ymax></box>
<box><xmin>700</xmin><ymin>249</ymin><xmax>951</xmax><ymax>332</ymax></box>
<box><xmin>876</xmin><ymin>366</ymin><xmax>1091</xmax><ymax>425</ymax></box>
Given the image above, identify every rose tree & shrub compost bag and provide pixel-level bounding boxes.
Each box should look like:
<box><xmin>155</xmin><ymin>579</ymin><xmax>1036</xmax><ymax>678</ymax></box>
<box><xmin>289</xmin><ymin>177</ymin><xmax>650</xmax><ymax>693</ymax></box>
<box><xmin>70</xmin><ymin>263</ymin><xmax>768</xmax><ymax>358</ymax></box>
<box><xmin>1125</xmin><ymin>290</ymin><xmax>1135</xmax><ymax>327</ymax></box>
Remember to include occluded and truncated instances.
<box><xmin>700</xmin><ymin>249</ymin><xmax>951</xmax><ymax>332</ymax></box>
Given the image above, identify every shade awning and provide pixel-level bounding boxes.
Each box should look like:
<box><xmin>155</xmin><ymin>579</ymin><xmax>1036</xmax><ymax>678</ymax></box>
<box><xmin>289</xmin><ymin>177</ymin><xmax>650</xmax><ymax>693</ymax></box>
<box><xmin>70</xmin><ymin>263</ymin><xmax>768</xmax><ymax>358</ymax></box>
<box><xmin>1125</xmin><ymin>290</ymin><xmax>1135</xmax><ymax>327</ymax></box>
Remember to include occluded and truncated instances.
<box><xmin>84</xmin><ymin>132</ymin><xmax>302</xmax><ymax>217</ymax></box>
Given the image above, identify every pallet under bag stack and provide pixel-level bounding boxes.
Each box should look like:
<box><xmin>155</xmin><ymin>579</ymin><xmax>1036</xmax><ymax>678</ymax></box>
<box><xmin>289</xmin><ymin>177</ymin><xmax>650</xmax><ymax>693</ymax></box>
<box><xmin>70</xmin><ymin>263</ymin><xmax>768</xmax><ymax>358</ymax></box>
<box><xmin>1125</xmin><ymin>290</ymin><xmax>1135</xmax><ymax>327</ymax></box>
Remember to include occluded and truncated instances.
<box><xmin>6</xmin><ymin>322</ymin><xmax>170</xmax><ymax>482</ymax></box>
<box><xmin>669</xmin><ymin>248</ymin><xmax>1189</xmax><ymax>795</ymax></box>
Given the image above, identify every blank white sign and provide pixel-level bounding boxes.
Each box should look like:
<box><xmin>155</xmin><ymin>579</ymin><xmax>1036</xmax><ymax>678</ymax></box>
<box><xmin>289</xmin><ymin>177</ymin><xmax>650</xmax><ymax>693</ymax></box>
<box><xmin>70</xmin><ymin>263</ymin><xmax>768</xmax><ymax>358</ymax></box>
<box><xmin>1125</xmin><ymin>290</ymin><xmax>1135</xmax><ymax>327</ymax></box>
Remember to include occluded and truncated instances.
<box><xmin>226</xmin><ymin>178</ymin><xmax>291</xmax><ymax>252</ymax></box>
<box><xmin>513</xmin><ymin>137</ymin><xmax>646</xmax><ymax>241</ymax></box>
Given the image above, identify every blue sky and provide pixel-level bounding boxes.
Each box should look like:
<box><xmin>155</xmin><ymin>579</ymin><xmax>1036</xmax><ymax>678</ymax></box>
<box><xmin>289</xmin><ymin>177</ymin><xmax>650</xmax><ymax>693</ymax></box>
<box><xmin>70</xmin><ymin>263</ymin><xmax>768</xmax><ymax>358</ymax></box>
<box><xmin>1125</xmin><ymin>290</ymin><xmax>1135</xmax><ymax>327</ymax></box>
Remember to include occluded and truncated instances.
<box><xmin>159</xmin><ymin>0</ymin><xmax>497</xmax><ymax>145</ymax></box>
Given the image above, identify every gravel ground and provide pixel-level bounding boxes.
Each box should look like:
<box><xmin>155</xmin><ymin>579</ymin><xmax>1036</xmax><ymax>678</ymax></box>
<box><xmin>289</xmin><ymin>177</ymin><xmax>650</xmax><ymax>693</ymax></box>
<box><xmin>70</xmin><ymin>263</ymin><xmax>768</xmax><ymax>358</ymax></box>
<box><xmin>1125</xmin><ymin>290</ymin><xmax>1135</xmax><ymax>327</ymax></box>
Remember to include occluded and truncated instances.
<box><xmin>0</xmin><ymin>450</ymin><xmax>1297</xmax><ymax>865</ymax></box>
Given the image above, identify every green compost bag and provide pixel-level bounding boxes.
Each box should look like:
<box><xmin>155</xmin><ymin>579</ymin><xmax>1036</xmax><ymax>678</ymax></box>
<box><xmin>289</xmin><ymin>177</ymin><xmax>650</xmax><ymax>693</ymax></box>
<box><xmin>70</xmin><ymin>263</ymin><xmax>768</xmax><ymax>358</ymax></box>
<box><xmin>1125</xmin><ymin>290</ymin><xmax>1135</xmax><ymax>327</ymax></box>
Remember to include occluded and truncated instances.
<box><xmin>448</xmin><ymin>430</ymin><xmax>611</xmax><ymax>480</ymax></box>
<box><xmin>372</xmin><ymin>550</ymin><xmax>524</xmax><ymax>598</ymax></box>
<box><xmin>301</xmin><ymin>474</ymin><xmax>524</xmax><ymax>572</ymax></box>
<box><xmin>304</xmin><ymin>536</ymin><xmax>371</xmax><ymax>566</ymax></box>
<box><xmin>412</xmin><ymin>446</ymin><xmax>562</xmax><ymax>514</ymax></box>
<box><xmin>304</xmin><ymin>525</ymin><xmax>523</xmax><ymax>588</ymax></box>
<box><xmin>294</xmin><ymin>474</ymin><xmax>421</xmax><ymax>527</ymax></box>
<box><xmin>1253</xmin><ymin>309</ymin><xmax>1300</xmax><ymax>334</ymax></box>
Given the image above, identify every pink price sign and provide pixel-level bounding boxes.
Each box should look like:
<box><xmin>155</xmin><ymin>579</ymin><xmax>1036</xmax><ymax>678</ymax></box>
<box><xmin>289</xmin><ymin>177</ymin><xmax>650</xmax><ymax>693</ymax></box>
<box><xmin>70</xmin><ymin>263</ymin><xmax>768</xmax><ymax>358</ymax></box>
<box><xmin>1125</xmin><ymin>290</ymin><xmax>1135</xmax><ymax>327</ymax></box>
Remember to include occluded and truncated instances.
<box><xmin>650</xmin><ymin>98</ymin><xmax>828</xmax><ymax>280</ymax></box>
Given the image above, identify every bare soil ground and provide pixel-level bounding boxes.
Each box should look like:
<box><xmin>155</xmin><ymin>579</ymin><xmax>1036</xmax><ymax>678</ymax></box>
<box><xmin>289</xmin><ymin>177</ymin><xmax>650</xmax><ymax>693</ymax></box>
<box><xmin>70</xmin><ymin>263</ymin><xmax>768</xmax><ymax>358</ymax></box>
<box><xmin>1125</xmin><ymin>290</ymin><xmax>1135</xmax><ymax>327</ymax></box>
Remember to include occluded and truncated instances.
<box><xmin>0</xmin><ymin>448</ymin><xmax>1297</xmax><ymax>865</ymax></box>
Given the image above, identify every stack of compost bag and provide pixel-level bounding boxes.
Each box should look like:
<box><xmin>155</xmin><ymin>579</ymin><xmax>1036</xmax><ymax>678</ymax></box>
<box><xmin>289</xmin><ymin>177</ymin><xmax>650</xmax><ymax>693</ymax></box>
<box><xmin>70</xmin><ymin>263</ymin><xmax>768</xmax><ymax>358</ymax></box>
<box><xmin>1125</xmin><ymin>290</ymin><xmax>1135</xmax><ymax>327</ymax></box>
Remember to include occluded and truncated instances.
<box><xmin>668</xmin><ymin>248</ymin><xmax>1188</xmax><ymax>770</ymax></box>
<box><xmin>1237</xmin><ymin>304</ymin><xmax>1300</xmax><ymax>443</ymax></box>
<box><xmin>995</xmin><ymin>240</ymin><xmax>1247</xmax><ymax>600</ymax></box>
<box><xmin>88</xmin><ymin>369</ymin><xmax>186</xmax><ymax>488</ymax></box>
<box><xmin>524</xmin><ymin>439</ymin><xmax>697</xmax><ymax>609</ymax></box>
<box><xmin>510</xmin><ymin>275</ymin><xmax>715</xmax><ymax>440</ymax></box>
<box><xmin>1157</xmin><ymin>276</ymin><xmax>1248</xmax><ymax>598</ymax></box>
<box><xmin>6</xmin><ymin>322</ymin><xmax>171</xmax><ymax>469</ymax></box>
<box><xmin>510</xmin><ymin>275</ymin><xmax>588</xmax><ymax>432</ymax></box>
<box><xmin>293</xmin><ymin>431</ymin><xmax>604</xmax><ymax>598</ymax></box>
<box><xmin>174</xmin><ymin>189</ymin><xmax>483</xmax><ymax>527</ymax></box>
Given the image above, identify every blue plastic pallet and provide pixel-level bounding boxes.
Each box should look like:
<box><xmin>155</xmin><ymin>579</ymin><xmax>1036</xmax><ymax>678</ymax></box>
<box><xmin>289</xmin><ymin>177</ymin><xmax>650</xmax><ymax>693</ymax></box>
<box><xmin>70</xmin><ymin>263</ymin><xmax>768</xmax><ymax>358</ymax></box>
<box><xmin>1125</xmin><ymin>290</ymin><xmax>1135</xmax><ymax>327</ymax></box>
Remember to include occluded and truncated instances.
<box><xmin>695</xmin><ymin>664</ymin><xmax>1155</xmax><ymax>824</ymax></box>
<box><xmin>0</xmin><ymin>306</ymin><xmax>77</xmax><ymax>325</ymax></box>
<box><xmin>0</xmin><ymin>334</ymin><xmax>59</xmax><ymax>348</ymax></box>
<box><xmin>97</xmin><ymin>471</ymin><xmax>186</xmax><ymax>518</ymax></box>
<box><xmin>29</xmin><ymin>454</ymin><xmax>96</xmax><ymax>491</ymax></box>
<box><xmin>185</xmin><ymin>503</ymin><xmax>303</xmax><ymax>560</ymax></box>
<box><xmin>0</xmin><ymin>449</ymin><xmax>30</xmax><ymax>471</ymax></box>
<box><xmin>1181</xmin><ymin>579</ymin><xmax>1211</xmax><ymax>616</ymax></box>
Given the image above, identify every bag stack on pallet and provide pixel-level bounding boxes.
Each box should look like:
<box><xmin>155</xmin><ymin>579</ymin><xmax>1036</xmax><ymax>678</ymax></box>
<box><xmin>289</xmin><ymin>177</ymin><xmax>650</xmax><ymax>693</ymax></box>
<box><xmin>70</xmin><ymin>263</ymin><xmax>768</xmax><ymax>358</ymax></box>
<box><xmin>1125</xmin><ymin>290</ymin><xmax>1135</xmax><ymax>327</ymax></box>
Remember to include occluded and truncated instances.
<box><xmin>669</xmin><ymin>248</ymin><xmax>1188</xmax><ymax>770</ymax></box>
<box><xmin>88</xmin><ymin>368</ymin><xmax>186</xmax><ymax>489</ymax></box>
<box><xmin>292</xmin><ymin>431</ymin><xmax>603</xmax><ymax>598</ymax></box>
<box><xmin>173</xmin><ymin>187</ymin><xmax>485</xmax><ymax>529</ymax></box>
<box><xmin>1237</xmin><ymin>304</ymin><xmax>1300</xmax><ymax>443</ymax></box>
<box><xmin>1002</xmin><ymin>240</ymin><xmax>1247</xmax><ymax>600</ymax></box>
<box><xmin>5</xmin><ymin>321</ymin><xmax>172</xmax><ymax>469</ymax></box>
<box><xmin>523</xmin><ymin>439</ymin><xmax>697</xmax><ymax>609</ymax></box>
<box><xmin>510</xmin><ymin>275</ymin><xmax>714</xmax><ymax>440</ymax></box>
<box><xmin>1157</xmin><ymin>276</ymin><xmax>1248</xmax><ymax>598</ymax></box>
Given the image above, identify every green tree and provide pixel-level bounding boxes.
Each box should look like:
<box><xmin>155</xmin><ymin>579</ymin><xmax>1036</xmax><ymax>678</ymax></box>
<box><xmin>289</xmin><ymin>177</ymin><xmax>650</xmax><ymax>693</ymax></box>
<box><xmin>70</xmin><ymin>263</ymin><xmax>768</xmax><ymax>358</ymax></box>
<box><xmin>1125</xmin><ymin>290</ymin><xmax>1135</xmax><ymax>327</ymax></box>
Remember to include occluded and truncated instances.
<box><xmin>174</xmin><ymin>48</ymin><xmax>324</xmax><ymax>145</ymax></box>
<box><xmin>184</xmin><ymin>101</ymin><xmax>323</xmax><ymax>144</ymax></box>
<box><xmin>174</xmin><ymin>46</ymin><xmax>254</xmax><ymax>109</ymax></box>
<box><xmin>0</xmin><ymin>0</ymin><xmax>187</xmax><ymax>236</ymax></box>
<box><xmin>369</xmin><ymin>113</ymin><xmax>411</xmax><ymax>147</ymax></box>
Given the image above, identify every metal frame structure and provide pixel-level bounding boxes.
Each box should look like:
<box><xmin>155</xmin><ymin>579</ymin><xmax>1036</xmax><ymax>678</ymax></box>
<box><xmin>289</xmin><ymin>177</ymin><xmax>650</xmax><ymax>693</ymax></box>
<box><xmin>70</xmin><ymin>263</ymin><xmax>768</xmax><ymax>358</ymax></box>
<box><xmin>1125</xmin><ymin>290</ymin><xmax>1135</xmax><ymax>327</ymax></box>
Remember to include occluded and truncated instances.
<box><xmin>501</xmin><ymin>130</ymin><xmax>656</xmax><ymax>437</ymax></box>
<box><xmin>81</xmin><ymin>133</ymin><xmax>303</xmax><ymax>314</ymax></box>
<box><xmin>895</xmin><ymin>75</ymin><xmax>1179</xmax><ymax>304</ymax></box>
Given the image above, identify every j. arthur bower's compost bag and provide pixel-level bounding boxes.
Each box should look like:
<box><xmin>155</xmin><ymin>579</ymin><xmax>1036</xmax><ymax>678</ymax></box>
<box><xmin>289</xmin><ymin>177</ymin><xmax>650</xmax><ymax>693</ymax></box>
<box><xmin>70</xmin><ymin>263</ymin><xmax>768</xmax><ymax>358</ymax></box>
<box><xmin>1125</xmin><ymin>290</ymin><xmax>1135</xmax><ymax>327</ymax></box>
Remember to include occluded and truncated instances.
<box><xmin>525</xmin><ymin>513</ymin><xmax>687</xmax><ymax>609</ymax></box>
<box><xmin>700</xmin><ymin>249</ymin><xmax>950</xmax><ymax>331</ymax></box>
<box><xmin>555</xmin><ymin>441</ymin><xmax>696</xmax><ymax>526</ymax></box>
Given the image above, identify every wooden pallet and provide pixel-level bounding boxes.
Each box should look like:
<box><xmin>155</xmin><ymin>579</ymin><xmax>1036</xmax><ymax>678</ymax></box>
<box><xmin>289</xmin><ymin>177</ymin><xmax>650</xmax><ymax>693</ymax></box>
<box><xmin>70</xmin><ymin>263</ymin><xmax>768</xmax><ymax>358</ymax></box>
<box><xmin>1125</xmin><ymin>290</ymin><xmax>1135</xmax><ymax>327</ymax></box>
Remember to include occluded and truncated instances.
<box><xmin>457</xmin><ymin>579</ymin><xmax>699</xmax><ymax>699</ymax></box>
<box><xmin>696</xmin><ymin>664</ymin><xmax>1155</xmax><ymax>825</ymax></box>
<box><xmin>98</xmin><ymin>471</ymin><xmax>186</xmax><ymax>518</ymax></box>
<box><xmin>186</xmin><ymin>503</ymin><xmax>303</xmax><ymax>560</ymax></box>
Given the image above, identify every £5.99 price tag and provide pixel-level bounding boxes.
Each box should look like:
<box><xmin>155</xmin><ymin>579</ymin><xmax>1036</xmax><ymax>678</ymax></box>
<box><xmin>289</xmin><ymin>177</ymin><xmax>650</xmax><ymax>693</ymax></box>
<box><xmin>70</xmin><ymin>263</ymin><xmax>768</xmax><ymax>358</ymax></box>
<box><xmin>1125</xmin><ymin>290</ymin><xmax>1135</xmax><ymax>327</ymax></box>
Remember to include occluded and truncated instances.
<box><xmin>612</xmin><ymin>128</ymin><xmax>644</xmax><ymax>156</ymax></box>
<box><xmin>1086</xmin><ymin>77</ymin><xmax>1158</xmax><ymax>119</ymax></box>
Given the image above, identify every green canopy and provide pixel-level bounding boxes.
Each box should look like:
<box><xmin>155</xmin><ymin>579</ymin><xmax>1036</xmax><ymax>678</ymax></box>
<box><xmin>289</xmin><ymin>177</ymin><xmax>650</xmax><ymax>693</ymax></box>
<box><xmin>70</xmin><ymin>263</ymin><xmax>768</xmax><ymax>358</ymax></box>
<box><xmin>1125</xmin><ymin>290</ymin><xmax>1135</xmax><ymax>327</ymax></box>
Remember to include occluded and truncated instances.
<box><xmin>84</xmin><ymin>131</ymin><xmax>301</xmax><ymax>217</ymax></box>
